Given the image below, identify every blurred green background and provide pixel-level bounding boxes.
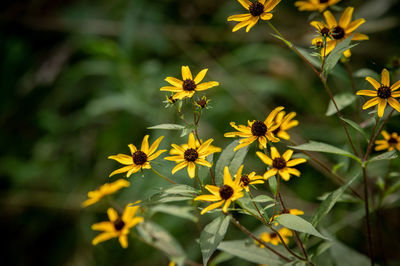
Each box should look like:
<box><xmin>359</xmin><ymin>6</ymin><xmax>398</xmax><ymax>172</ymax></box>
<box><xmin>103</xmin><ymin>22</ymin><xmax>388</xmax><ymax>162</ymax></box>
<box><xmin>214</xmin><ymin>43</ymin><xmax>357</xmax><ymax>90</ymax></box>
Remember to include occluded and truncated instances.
<box><xmin>1</xmin><ymin>0</ymin><xmax>400</xmax><ymax>265</ymax></box>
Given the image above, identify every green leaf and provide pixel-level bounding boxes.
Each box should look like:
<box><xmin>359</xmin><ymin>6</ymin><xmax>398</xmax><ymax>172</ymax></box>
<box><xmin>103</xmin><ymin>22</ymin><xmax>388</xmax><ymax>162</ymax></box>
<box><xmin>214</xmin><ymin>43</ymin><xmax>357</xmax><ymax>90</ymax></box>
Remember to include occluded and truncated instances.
<box><xmin>217</xmin><ymin>240</ymin><xmax>284</xmax><ymax>265</ymax></box>
<box><xmin>198</xmin><ymin>154</ymin><xmax>213</xmax><ymax>183</ymax></box>
<box><xmin>330</xmin><ymin>240</ymin><xmax>370</xmax><ymax>266</ymax></box>
<box><xmin>147</xmin><ymin>124</ymin><xmax>185</xmax><ymax>130</ymax></box>
<box><xmin>180</xmin><ymin>124</ymin><xmax>197</xmax><ymax>137</ymax></box>
<box><xmin>311</xmin><ymin>173</ymin><xmax>360</xmax><ymax>227</ymax></box>
<box><xmin>251</xmin><ymin>195</ymin><xmax>274</xmax><ymax>203</ymax></box>
<box><xmin>385</xmin><ymin>179</ymin><xmax>400</xmax><ymax>197</ymax></box>
<box><xmin>200</xmin><ymin>215</ymin><xmax>230</xmax><ymax>266</ymax></box>
<box><xmin>353</xmin><ymin>68</ymin><xmax>379</xmax><ymax>80</ymax></box>
<box><xmin>149</xmin><ymin>204</ymin><xmax>198</xmax><ymax>222</ymax></box>
<box><xmin>275</xmin><ymin>214</ymin><xmax>329</xmax><ymax>240</ymax></box>
<box><xmin>268</xmin><ymin>176</ymin><xmax>278</xmax><ymax>195</ymax></box>
<box><xmin>237</xmin><ymin>195</ymin><xmax>266</xmax><ymax>218</ymax></box>
<box><xmin>290</xmin><ymin>141</ymin><xmax>360</xmax><ymax>163</ymax></box>
<box><xmin>215</xmin><ymin>140</ymin><xmax>249</xmax><ymax>185</ymax></box>
<box><xmin>142</xmin><ymin>184</ymin><xmax>197</xmax><ymax>205</ymax></box>
<box><xmin>366</xmin><ymin>150</ymin><xmax>398</xmax><ymax>165</ymax></box>
<box><xmin>340</xmin><ymin>118</ymin><xmax>368</xmax><ymax>141</ymax></box>
<box><xmin>270</xmin><ymin>33</ymin><xmax>293</xmax><ymax>48</ymax></box>
<box><xmin>296</xmin><ymin>47</ymin><xmax>321</xmax><ymax>68</ymax></box>
<box><xmin>323</xmin><ymin>34</ymin><xmax>357</xmax><ymax>76</ymax></box>
<box><xmin>137</xmin><ymin>221</ymin><xmax>186</xmax><ymax>263</ymax></box>
<box><xmin>325</xmin><ymin>93</ymin><xmax>357</xmax><ymax>116</ymax></box>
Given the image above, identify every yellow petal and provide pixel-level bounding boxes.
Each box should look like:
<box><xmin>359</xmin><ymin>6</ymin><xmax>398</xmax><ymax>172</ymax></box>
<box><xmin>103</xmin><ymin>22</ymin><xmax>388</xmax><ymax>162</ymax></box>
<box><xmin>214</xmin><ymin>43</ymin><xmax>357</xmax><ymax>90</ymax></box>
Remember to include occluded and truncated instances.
<box><xmin>227</xmin><ymin>13</ymin><xmax>252</xmax><ymax>22</ymax></box>
<box><xmin>362</xmin><ymin>97</ymin><xmax>379</xmax><ymax>109</ymax></box>
<box><xmin>310</xmin><ymin>21</ymin><xmax>326</xmax><ymax>30</ymax></box>
<box><xmin>122</xmin><ymin>203</ymin><xmax>140</xmax><ymax>221</ymax></box>
<box><xmin>339</xmin><ymin>7</ymin><xmax>354</xmax><ymax>28</ymax></box>
<box><xmin>141</xmin><ymin>135</ymin><xmax>149</xmax><ymax>153</ymax></box>
<box><xmin>391</xmin><ymin>80</ymin><xmax>400</xmax><ymax>92</ymax></box>
<box><xmin>365</xmin><ymin>77</ymin><xmax>381</xmax><ymax>90</ymax></box>
<box><xmin>148</xmin><ymin>136</ymin><xmax>164</xmax><ymax>155</ymax></box>
<box><xmin>388</xmin><ymin>97</ymin><xmax>400</xmax><ymax>112</ymax></box>
<box><xmin>260</xmin><ymin>12</ymin><xmax>273</xmax><ymax>21</ymax></box>
<box><xmin>91</xmin><ymin>221</ymin><xmax>114</xmax><ymax>231</ymax></box>
<box><xmin>160</xmin><ymin>86</ymin><xmax>182</xmax><ymax>92</ymax></box>
<box><xmin>119</xmin><ymin>235</ymin><xmax>128</xmax><ymax>248</ymax></box>
<box><xmin>377</xmin><ymin>98</ymin><xmax>387</xmax><ymax>117</ymax></box>
<box><xmin>282</xmin><ymin>149</ymin><xmax>293</xmax><ymax>161</ymax></box>
<box><xmin>107</xmin><ymin>208</ymin><xmax>119</xmax><ymax>222</ymax></box>
<box><xmin>188</xmin><ymin>133</ymin><xmax>196</xmax><ymax>149</ymax></box>
<box><xmin>265</xmin><ymin>106</ymin><xmax>284</xmax><ymax>126</ymax></box>
<box><xmin>109</xmin><ymin>165</ymin><xmax>133</xmax><ymax>177</ymax></box>
<box><xmin>92</xmin><ymin>232</ymin><xmax>117</xmax><ymax>246</ymax></box>
<box><xmin>356</xmin><ymin>90</ymin><xmax>377</xmax><ymax>96</ymax></box>
<box><xmin>323</xmin><ymin>10</ymin><xmax>337</xmax><ymax>28</ymax></box>
<box><xmin>222</xmin><ymin>199</ymin><xmax>232</xmax><ymax>213</ymax></box>
<box><xmin>196</xmin><ymin>81</ymin><xmax>219</xmax><ymax>91</ymax></box>
<box><xmin>128</xmin><ymin>144</ymin><xmax>137</xmax><ymax>154</ymax></box>
<box><xmin>171</xmin><ymin>161</ymin><xmax>188</xmax><ymax>174</ymax></box>
<box><xmin>381</xmin><ymin>68</ymin><xmax>390</xmax><ymax>87</ymax></box>
<box><xmin>232</xmin><ymin>20</ymin><xmax>250</xmax><ymax>32</ymax></box>
<box><xmin>200</xmin><ymin>200</ymin><xmax>224</xmax><ymax>215</ymax></box>
<box><xmin>270</xmin><ymin>147</ymin><xmax>280</xmax><ymax>159</ymax></box>
<box><xmin>126</xmin><ymin>165</ymin><xmax>141</xmax><ymax>177</ymax></box>
<box><xmin>237</xmin><ymin>0</ymin><xmax>252</xmax><ymax>10</ymax></box>
<box><xmin>346</xmin><ymin>18</ymin><xmax>365</xmax><ymax>33</ymax></box>
<box><xmin>256</xmin><ymin>151</ymin><xmax>273</xmax><ymax>166</ymax></box>
<box><xmin>286</xmin><ymin>158</ymin><xmax>307</xmax><ymax>167</ymax></box>
<box><xmin>181</xmin><ymin>66</ymin><xmax>192</xmax><ymax>80</ymax></box>
<box><xmin>278</xmin><ymin>169</ymin><xmax>291</xmax><ymax>181</ymax></box>
<box><xmin>205</xmin><ymin>185</ymin><xmax>220</xmax><ymax>196</ymax></box>
<box><xmin>258</xmin><ymin>136</ymin><xmax>267</xmax><ymax>149</ymax></box>
<box><xmin>264</xmin><ymin>0</ymin><xmax>281</xmax><ymax>12</ymax></box>
<box><xmin>287</xmin><ymin>167</ymin><xmax>301</xmax><ymax>177</ymax></box>
<box><xmin>108</xmin><ymin>154</ymin><xmax>133</xmax><ymax>165</ymax></box>
<box><xmin>246</xmin><ymin>16</ymin><xmax>259</xmax><ymax>32</ymax></box>
<box><xmin>392</xmin><ymin>91</ymin><xmax>400</xmax><ymax>97</ymax></box>
<box><xmin>165</xmin><ymin>77</ymin><xmax>183</xmax><ymax>87</ymax></box>
<box><xmin>194</xmin><ymin>194</ymin><xmax>220</xmax><ymax>201</ymax></box>
<box><xmin>194</xmin><ymin>69</ymin><xmax>208</xmax><ymax>84</ymax></box>
<box><xmin>223</xmin><ymin>166</ymin><xmax>234</xmax><ymax>186</ymax></box>
<box><xmin>263</xmin><ymin>168</ymin><xmax>278</xmax><ymax>179</ymax></box>
<box><xmin>196</xmin><ymin>158</ymin><xmax>212</xmax><ymax>167</ymax></box>
<box><xmin>381</xmin><ymin>130</ymin><xmax>390</xmax><ymax>140</ymax></box>
<box><xmin>187</xmin><ymin>162</ymin><xmax>196</xmax><ymax>178</ymax></box>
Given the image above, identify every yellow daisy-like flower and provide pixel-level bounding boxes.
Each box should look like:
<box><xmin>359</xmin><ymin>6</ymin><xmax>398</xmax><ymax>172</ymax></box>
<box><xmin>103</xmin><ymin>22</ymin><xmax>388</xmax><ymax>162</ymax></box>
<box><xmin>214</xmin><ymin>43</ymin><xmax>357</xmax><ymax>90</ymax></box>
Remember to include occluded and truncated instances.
<box><xmin>224</xmin><ymin>106</ymin><xmax>284</xmax><ymax>151</ymax></box>
<box><xmin>356</xmin><ymin>68</ymin><xmax>400</xmax><ymax>117</ymax></box>
<box><xmin>82</xmin><ymin>179</ymin><xmax>130</xmax><ymax>207</ymax></box>
<box><xmin>164</xmin><ymin>133</ymin><xmax>221</xmax><ymax>179</ymax></box>
<box><xmin>375</xmin><ymin>131</ymin><xmax>400</xmax><ymax>152</ymax></box>
<box><xmin>295</xmin><ymin>0</ymin><xmax>341</xmax><ymax>12</ymax></box>
<box><xmin>195</xmin><ymin>95</ymin><xmax>210</xmax><ymax>109</ymax></box>
<box><xmin>108</xmin><ymin>135</ymin><xmax>166</xmax><ymax>178</ymax></box>
<box><xmin>194</xmin><ymin>166</ymin><xmax>244</xmax><ymax>214</ymax></box>
<box><xmin>273</xmin><ymin>111</ymin><xmax>299</xmax><ymax>140</ymax></box>
<box><xmin>227</xmin><ymin>0</ymin><xmax>281</xmax><ymax>33</ymax></box>
<box><xmin>92</xmin><ymin>202</ymin><xmax>143</xmax><ymax>248</ymax></box>
<box><xmin>235</xmin><ymin>165</ymin><xmax>264</xmax><ymax>192</ymax></box>
<box><xmin>310</xmin><ymin>7</ymin><xmax>368</xmax><ymax>57</ymax></box>
<box><xmin>258</xmin><ymin>228</ymin><xmax>293</xmax><ymax>246</ymax></box>
<box><xmin>256</xmin><ymin>147</ymin><xmax>307</xmax><ymax>181</ymax></box>
<box><xmin>160</xmin><ymin>66</ymin><xmax>219</xmax><ymax>100</ymax></box>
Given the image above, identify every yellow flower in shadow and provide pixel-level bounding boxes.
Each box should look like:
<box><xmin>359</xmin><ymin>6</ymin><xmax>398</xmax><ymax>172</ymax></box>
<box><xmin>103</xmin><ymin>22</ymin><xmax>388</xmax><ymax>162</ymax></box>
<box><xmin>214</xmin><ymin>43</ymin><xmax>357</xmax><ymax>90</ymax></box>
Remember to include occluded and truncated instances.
<box><xmin>82</xmin><ymin>179</ymin><xmax>130</xmax><ymax>207</ymax></box>
<box><xmin>356</xmin><ymin>68</ymin><xmax>400</xmax><ymax>117</ymax></box>
<box><xmin>258</xmin><ymin>228</ymin><xmax>292</xmax><ymax>246</ymax></box>
<box><xmin>227</xmin><ymin>0</ymin><xmax>281</xmax><ymax>32</ymax></box>
<box><xmin>194</xmin><ymin>166</ymin><xmax>244</xmax><ymax>214</ymax></box>
<box><xmin>273</xmin><ymin>111</ymin><xmax>299</xmax><ymax>140</ymax></box>
<box><xmin>92</xmin><ymin>202</ymin><xmax>143</xmax><ymax>248</ymax></box>
<box><xmin>375</xmin><ymin>131</ymin><xmax>400</xmax><ymax>152</ymax></box>
<box><xmin>235</xmin><ymin>165</ymin><xmax>264</xmax><ymax>192</ymax></box>
<box><xmin>108</xmin><ymin>135</ymin><xmax>166</xmax><ymax>178</ymax></box>
<box><xmin>295</xmin><ymin>0</ymin><xmax>341</xmax><ymax>12</ymax></box>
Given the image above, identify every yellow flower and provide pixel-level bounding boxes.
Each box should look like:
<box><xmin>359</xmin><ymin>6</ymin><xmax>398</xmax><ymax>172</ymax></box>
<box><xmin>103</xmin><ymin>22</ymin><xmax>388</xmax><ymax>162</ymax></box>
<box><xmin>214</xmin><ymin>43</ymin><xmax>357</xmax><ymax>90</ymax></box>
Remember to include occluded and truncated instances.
<box><xmin>224</xmin><ymin>106</ymin><xmax>284</xmax><ymax>151</ymax></box>
<box><xmin>164</xmin><ymin>133</ymin><xmax>221</xmax><ymax>178</ymax></box>
<box><xmin>310</xmin><ymin>7</ymin><xmax>368</xmax><ymax>57</ymax></box>
<box><xmin>227</xmin><ymin>0</ymin><xmax>281</xmax><ymax>32</ymax></box>
<box><xmin>195</xmin><ymin>96</ymin><xmax>210</xmax><ymax>109</ymax></box>
<box><xmin>160</xmin><ymin>66</ymin><xmax>219</xmax><ymax>100</ymax></box>
<box><xmin>295</xmin><ymin>0</ymin><xmax>341</xmax><ymax>12</ymax></box>
<box><xmin>82</xmin><ymin>179</ymin><xmax>130</xmax><ymax>207</ymax></box>
<box><xmin>375</xmin><ymin>131</ymin><xmax>400</xmax><ymax>152</ymax></box>
<box><xmin>194</xmin><ymin>166</ymin><xmax>244</xmax><ymax>214</ymax></box>
<box><xmin>256</xmin><ymin>147</ymin><xmax>307</xmax><ymax>181</ymax></box>
<box><xmin>92</xmin><ymin>202</ymin><xmax>143</xmax><ymax>248</ymax></box>
<box><xmin>108</xmin><ymin>135</ymin><xmax>166</xmax><ymax>178</ymax></box>
<box><xmin>270</xmin><ymin>209</ymin><xmax>304</xmax><ymax>225</ymax></box>
<box><xmin>273</xmin><ymin>111</ymin><xmax>299</xmax><ymax>140</ymax></box>
<box><xmin>258</xmin><ymin>228</ymin><xmax>292</xmax><ymax>246</ymax></box>
<box><xmin>356</xmin><ymin>69</ymin><xmax>400</xmax><ymax>117</ymax></box>
<box><xmin>235</xmin><ymin>165</ymin><xmax>264</xmax><ymax>192</ymax></box>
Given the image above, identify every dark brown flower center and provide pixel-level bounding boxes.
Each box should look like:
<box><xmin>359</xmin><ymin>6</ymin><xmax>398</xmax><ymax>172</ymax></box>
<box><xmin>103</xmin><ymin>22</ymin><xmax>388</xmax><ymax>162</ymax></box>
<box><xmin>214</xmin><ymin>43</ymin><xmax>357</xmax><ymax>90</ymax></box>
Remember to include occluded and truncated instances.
<box><xmin>133</xmin><ymin>151</ymin><xmax>148</xmax><ymax>165</ymax></box>
<box><xmin>251</xmin><ymin>120</ymin><xmax>268</xmax><ymax>136</ymax></box>
<box><xmin>168</xmin><ymin>96</ymin><xmax>177</xmax><ymax>103</ymax></box>
<box><xmin>197</xmin><ymin>99</ymin><xmax>207</xmax><ymax>108</ymax></box>
<box><xmin>388</xmin><ymin>137</ymin><xmax>398</xmax><ymax>145</ymax></box>
<box><xmin>315</xmin><ymin>41</ymin><xmax>324</xmax><ymax>48</ymax></box>
<box><xmin>184</xmin><ymin>148</ymin><xmax>199</xmax><ymax>162</ymax></box>
<box><xmin>331</xmin><ymin>26</ymin><xmax>345</xmax><ymax>40</ymax></box>
<box><xmin>320</xmin><ymin>27</ymin><xmax>330</xmax><ymax>37</ymax></box>
<box><xmin>319</xmin><ymin>0</ymin><xmax>329</xmax><ymax>3</ymax></box>
<box><xmin>377</xmin><ymin>86</ymin><xmax>391</xmax><ymax>99</ymax></box>
<box><xmin>249</xmin><ymin>1</ymin><xmax>265</xmax><ymax>17</ymax></box>
<box><xmin>219</xmin><ymin>185</ymin><xmax>234</xmax><ymax>200</ymax></box>
<box><xmin>183</xmin><ymin>79</ymin><xmax>196</xmax><ymax>91</ymax></box>
<box><xmin>270</xmin><ymin>233</ymin><xmax>278</xmax><ymax>239</ymax></box>
<box><xmin>273</xmin><ymin>157</ymin><xmax>286</xmax><ymax>169</ymax></box>
<box><xmin>272</xmin><ymin>126</ymin><xmax>281</xmax><ymax>135</ymax></box>
<box><xmin>240</xmin><ymin>175</ymin><xmax>250</xmax><ymax>186</ymax></box>
<box><xmin>113</xmin><ymin>218</ymin><xmax>125</xmax><ymax>231</ymax></box>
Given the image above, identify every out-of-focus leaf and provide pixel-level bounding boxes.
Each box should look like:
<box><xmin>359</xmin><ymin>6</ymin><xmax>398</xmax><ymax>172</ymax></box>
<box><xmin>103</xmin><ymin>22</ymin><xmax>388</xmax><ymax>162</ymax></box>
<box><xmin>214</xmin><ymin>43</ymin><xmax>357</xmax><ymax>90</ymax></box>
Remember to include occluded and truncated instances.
<box><xmin>200</xmin><ymin>215</ymin><xmax>230</xmax><ymax>265</ymax></box>
<box><xmin>340</xmin><ymin>118</ymin><xmax>368</xmax><ymax>141</ymax></box>
<box><xmin>366</xmin><ymin>150</ymin><xmax>398</xmax><ymax>165</ymax></box>
<box><xmin>290</xmin><ymin>141</ymin><xmax>360</xmax><ymax>163</ymax></box>
<box><xmin>251</xmin><ymin>195</ymin><xmax>274</xmax><ymax>203</ymax></box>
<box><xmin>137</xmin><ymin>221</ymin><xmax>186</xmax><ymax>263</ymax></box>
<box><xmin>198</xmin><ymin>154</ymin><xmax>213</xmax><ymax>183</ymax></box>
<box><xmin>237</xmin><ymin>195</ymin><xmax>267</xmax><ymax>218</ymax></box>
<box><xmin>325</xmin><ymin>93</ymin><xmax>357</xmax><ymax>116</ymax></box>
<box><xmin>149</xmin><ymin>204</ymin><xmax>197</xmax><ymax>222</ymax></box>
<box><xmin>147</xmin><ymin>124</ymin><xmax>185</xmax><ymax>130</ymax></box>
<box><xmin>141</xmin><ymin>184</ymin><xmax>198</xmax><ymax>205</ymax></box>
<box><xmin>268</xmin><ymin>176</ymin><xmax>278</xmax><ymax>195</ymax></box>
<box><xmin>275</xmin><ymin>214</ymin><xmax>329</xmax><ymax>240</ymax></box>
<box><xmin>217</xmin><ymin>240</ymin><xmax>284</xmax><ymax>265</ymax></box>
<box><xmin>215</xmin><ymin>140</ymin><xmax>249</xmax><ymax>185</ymax></box>
<box><xmin>330</xmin><ymin>240</ymin><xmax>370</xmax><ymax>266</ymax></box>
<box><xmin>323</xmin><ymin>35</ymin><xmax>356</xmax><ymax>76</ymax></box>
<box><xmin>180</xmin><ymin>124</ymin><xmax>197</xmax><ymax>137</ymax></box>
<box><xmin>353</xmin><ymin>68</ymin><xmax>379</xmax><ymax>80</ymax></box>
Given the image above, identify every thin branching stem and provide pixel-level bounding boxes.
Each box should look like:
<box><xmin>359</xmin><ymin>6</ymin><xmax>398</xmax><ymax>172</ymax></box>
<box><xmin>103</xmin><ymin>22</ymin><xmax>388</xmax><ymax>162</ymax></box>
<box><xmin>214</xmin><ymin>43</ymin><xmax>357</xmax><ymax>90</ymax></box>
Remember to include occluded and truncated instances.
<box><xmin>151</xmin><ymin>168</ymin><xmax>177</xmax><ymax>184</ymax></box>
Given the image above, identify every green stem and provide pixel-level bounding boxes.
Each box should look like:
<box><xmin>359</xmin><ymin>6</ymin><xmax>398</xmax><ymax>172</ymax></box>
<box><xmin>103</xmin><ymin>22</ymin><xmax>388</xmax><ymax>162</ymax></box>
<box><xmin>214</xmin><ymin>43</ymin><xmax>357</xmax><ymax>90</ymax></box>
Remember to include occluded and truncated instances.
<box><xmin>151</xmin><ymin>168</ymin><xmax>177</xmax><ymax>184</ymax></box>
